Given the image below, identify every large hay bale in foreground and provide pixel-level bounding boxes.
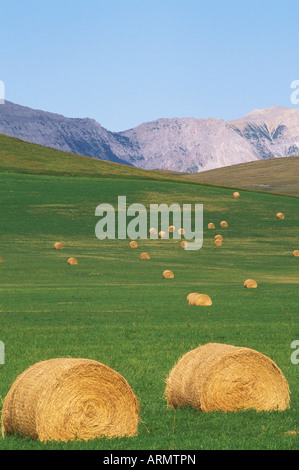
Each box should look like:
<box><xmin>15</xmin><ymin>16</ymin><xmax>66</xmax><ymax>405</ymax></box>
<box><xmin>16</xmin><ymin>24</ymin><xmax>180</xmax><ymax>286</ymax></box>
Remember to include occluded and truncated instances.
<box><xmin>276</xmin><ymin>212</ymin><xmax>285</xmax><ymax>220</ymax></box>
<box><xmin>67</xmin><ymin>257</ymin><xmax>78</xmax><ymax>265</ymax></box>
<box><xmin>244</xmin><ymin>279</ymin><xmax>257</xmax><ymax>288</ymax></box>
<box><xmin>1</xmin><ymin>358</ymin><xmax>139</xmax><ymax>442</ymax></box>
<box><xmin>163</xmin><ymin>270</ymin><xmax>174</xmax><ymax>279</ymax></box>
<box><xmin>140</xmin><ymin>252</ymin><xmax>150</xmax><ymax>260</ymax></box>
<box><xmin>165</xmin><ymin>343</ymin><xmax>290</xmax><ymax>412</ymax></box>
<box><xmin>293</xmin><ymin>250</ymin><xmax>299</xmax><ymax>257</ymax></box>
<box><xmin>220</xmin><ymin>221</ymin><xmax>228</xmax><ymax>228</ymax></box>
<box><xmin>208</xmin><ymin>223</ymin><xmax>215</xmax><ymax>230</ymax></box>
<box><xmin>233</xmin><ymin>192</ymin><xmax>240</xmax><ymax>198</ymax></box>
<box><xmin>188</xmin><ymin>293</ymin><xmax>212</xmax><ymax>306</ymax></box>
<box><xmin>54</xmin><ymin>242</ymin><xmax>63</xmax><ymax>250</ymax></box>
<box><xmin>130</xmin><ymin>241</ymin><xmax>138</xmax><ymax>248</ymax></box>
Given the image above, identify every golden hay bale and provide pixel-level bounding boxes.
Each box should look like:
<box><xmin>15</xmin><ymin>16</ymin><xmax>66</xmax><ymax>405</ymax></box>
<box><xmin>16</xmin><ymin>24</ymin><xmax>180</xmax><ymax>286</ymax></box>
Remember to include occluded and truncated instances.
<box><xmin>168</xmin><ymin>225</ymin><xmax>175</xmax><ymax>233</ymax></box>
<box><xmin>214</xmin><ymin>239</ymin><xmax>222</xmax><ymax>247</ymax></box>
<box><xmin>244</xmin><ymin>279</ymin><xmax>257</xmax><ymax>288</ymax></box>
<box><xmin>165</xmin><ymin>343</ymin><xmax>290</xmax><ymax>412</ymax></box>
<box><xmin>188</xmin><ymin>293</ymin><xmax>212</xmax><ymax>306</ymax></box>
<box><xmin>1</xmin><ymin>358</ymin><xmax>139</xmax><ymax>442</ymax></box>
<box><xmin>208</xmin><ymin>223</ymin><xmax>215</xmax><ymax>230</ymax></box>
<box><xmin>220</xmin><ymin>221</ymin><xmax>228</xmax><ymax>228</ymax></box>
<box><xmin>130</xmin><ymin>241</ymin><xmax>138</xmax><ymax>248</ymax></box>
<box><xmin>67</xmin><ymin>257</ymin><xmax>78</xmax><ymax>265</ymax></box>
<box><xmin>276</xmin><ymin>212</ymin><xmax>285</xmax><ymax>220</ymax></box>
<box><xmin>233</xmin><ymin>192</ymin><xmax>240</xmax><ymax>198</ymax></box>
<box><xmin>214</xmin><ymin>234</ymin><xmax>223</xmax><ymax>241</ymax></box>
<box><xmin>163</xmin><ymin>270</ymin><xmax>174</xmax><ymax>279</ymax></box>
<box><xmin>180</xmin><ymin>241</ymin><xmax>188</xmax><ymax>249</ymax></box>
<box><xmin>140</xmin><ymin>252</ymin><xmax>150</xmax><ymax>260</ymax></box>
<box><xmin>293</xmin><ymin>250</ymin><xmax>299</xmax><ymax>257</ymax></box>
<box><xmin>159</xmin><ymin>231</ymin><xmax>167</xmax><ymax>239</ymax></box>
<box><xmin>54</xmin><ymin>242</ymin><xmax>63</xmax><ymax>250</ymax></box>
<box><xmin>178</xmin><ymin>228</ymin><xmax>185</xmax><ymax>235</ymax></box>
<box><xmin>149</xmin><ymin>227</ymin><xmax>157</xmax><ymax>235</ymax></box>
<box><xmin>0</xmin><ymin>257</ymin><xmax>2</xmax><ymax>263</ymax></box>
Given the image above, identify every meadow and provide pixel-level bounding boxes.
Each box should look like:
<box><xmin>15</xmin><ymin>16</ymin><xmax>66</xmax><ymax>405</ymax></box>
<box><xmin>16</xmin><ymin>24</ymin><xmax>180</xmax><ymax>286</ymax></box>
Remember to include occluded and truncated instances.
<box><xmin>0</xmin><ymin>137</ymin><xmax>298</xmax><ymax>450</ymax></box>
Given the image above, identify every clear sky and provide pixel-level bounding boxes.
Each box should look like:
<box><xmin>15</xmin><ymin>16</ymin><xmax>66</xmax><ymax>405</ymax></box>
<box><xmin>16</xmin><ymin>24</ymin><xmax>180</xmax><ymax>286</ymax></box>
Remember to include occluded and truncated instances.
<box><xmin>1</xmin><ymin>0</ymin><xmax>299</xmax><ymax>131</ymax></box>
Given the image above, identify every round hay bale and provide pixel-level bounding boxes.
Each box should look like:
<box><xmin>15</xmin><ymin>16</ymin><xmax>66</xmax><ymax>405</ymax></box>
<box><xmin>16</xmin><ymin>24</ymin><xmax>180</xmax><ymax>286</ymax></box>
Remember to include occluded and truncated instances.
<box><xmin>214</xmin><ymin>239</ymin><xmax>222</xmax><ymax>247</ymax></box>
<box><xmin>54</xmin><ymin>242</ymin><xmax>63</xmax><ymax>250</ymax></box>
<box><xmin>0</xmin><ymin>257</ymin><xmax>2</xmax><ymax>263</ymax></box>
<box><xmin>276</xmin><ymin>212</ymin><xmax>285</xmax><ymax>220</ymax></box>
<box><xmin>178</xmin><ymin>228</ymin><xmax>185</xmax><ymax>235</ymax></box>
<box><xmin>220</xmin><ymin>221</ymin><xmax>228</xmax><ymax>228</ymax></box>
<box><xmin>168</xmin><ymin>225</ymin><xmax>175</xmax><ymax>233</ymax></box>
<box><xmin>159</xmin><ymin>231</ymin><xmax>167</xmax><ymax>239</ymax></box>
<box><xmin>140</xmin><ymin>252</ymin><xmax>150</xmax><ymax>260</ymax></box>
<box><xmin>163</xmin><ymin>270</ymin><xmax>174</xmax><ymax>279</ymax></box>
<box><xmin>208</xmin><ymin>223</ymin><xmax>215</xmax><ymax>230</ymax></box>
<box><xmin>149</xmin><ymin>227</ymin><xmax>157</xmax><ymax>235</ymax></box>
<box><xmin>67</xmin><ymin>257</ymin><xmax>78</xmax><ymax>265</ymax></box>
<box><xmin>165</xmin><ymin>343</ymin><xmax>290</xmax><ymax>412</ymax></box>
<box><xmin>214</xmin><ymin>234</ymin><xmax>223</xmax><ymax>242</ymax></box>
<box><xmin>180</xmin><ymin>241</ymin><xmax>188</xmax><ymax>249</ymax></box>
<box><xmin>1</xmin><ymin>358</ymin><xmax>139</xmax><ymax>442</ymax></box>
<box><xmin>187</xmin><ymin>293</ymin><xmax>212</xmax><ymax>306</ymax></box>
<box><xmin>244</xmin><ymin>279</ymin><xmax>257</xmax><ymax>288</ymax></box>
<box><xmin>130</xmin><ymin>241</ymin><xmax>138</xmax><ymax>248</ymax></box>
<box><xmin>233</xmin><ymin>192</ymin><xmax>240</xmax><ymax>198</ymax></box>
<box><xmin>293</xmin><ymin>250</ymin><xmax>299</xmax><ymax>257</ymax></box>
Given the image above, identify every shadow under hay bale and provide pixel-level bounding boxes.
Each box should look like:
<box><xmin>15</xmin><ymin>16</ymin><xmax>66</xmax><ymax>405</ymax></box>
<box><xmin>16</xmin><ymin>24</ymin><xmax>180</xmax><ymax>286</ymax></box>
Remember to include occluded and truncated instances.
<box><xmin>165</xmin><ymin>343</ymin><xmax>290</xmax><ymax>412</ymax></box>
<box><xmin>1</xmin><ymin>358</ymin><xmax>139</xmax><ymax>442</ymax></box>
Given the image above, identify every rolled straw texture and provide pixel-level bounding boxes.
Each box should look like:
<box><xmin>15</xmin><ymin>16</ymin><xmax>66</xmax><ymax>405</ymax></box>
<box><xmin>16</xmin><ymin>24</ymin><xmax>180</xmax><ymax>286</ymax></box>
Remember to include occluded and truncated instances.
<box><xmin>67</xmin><ymin>257</ymin><xmax>78</xmax><ymax>265</ymax></box>
<box><xmin>163</xmin><ymin>270</ymin><xmax>174</xmax><ymax>279</ymax></box>
<box><xmin>1</xmin><ymin>358</ymin><xmax>139</xmax><ymax>442</ymax></box>
<box><xmin>54</xmin><ymin>242</ymin><xmax>63</xmax><ymax>250</ymax></box>
<box><xmin>165</xmin><ymin>343</ymin><xmax>290</xmax><ymax>412</ymax></box>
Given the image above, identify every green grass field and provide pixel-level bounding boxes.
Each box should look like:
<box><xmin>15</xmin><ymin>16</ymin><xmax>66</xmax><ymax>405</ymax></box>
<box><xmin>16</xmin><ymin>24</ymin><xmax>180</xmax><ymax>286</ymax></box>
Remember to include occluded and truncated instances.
<box><xmin>0</xmin><ymin>136</ymin><xmax>298</xmax><ymax>450</ymax></box>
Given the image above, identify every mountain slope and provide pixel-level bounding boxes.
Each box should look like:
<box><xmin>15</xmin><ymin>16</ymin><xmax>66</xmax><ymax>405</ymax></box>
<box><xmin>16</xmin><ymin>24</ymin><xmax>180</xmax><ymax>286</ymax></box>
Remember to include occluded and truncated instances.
<box><xmin>1</xmin><ymin>101</ymin><xmax>299</xmax><ymax>173</ymax></box>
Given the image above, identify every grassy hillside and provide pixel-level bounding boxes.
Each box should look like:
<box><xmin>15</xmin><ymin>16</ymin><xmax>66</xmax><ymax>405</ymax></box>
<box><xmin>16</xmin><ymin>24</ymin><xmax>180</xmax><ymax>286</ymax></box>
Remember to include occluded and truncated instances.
<box><xmin>0</xmin><ymin>134</ymin><xmax>298</xmax><ymax>450</ymax></box>
<box><xmin>176</xmin><ymin>156</ymin><xmax>299</xmax><ymax>196</ymax></box>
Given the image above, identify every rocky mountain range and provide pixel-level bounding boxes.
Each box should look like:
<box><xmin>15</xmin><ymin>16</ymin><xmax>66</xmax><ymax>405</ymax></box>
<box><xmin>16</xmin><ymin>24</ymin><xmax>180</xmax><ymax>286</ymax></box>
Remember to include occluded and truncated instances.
<box><xmin>0</xmin><ymin>100</ymin><xmax>298</xmax><ymax>173</ymax></box>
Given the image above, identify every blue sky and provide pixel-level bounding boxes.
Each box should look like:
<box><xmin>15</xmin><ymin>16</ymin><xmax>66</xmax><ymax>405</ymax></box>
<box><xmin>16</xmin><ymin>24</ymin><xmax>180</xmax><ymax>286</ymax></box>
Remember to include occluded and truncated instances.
<box><xmin>1</xmin><ymin>0</ymin><xmax>299</xmax><ymax>131</ymax></box>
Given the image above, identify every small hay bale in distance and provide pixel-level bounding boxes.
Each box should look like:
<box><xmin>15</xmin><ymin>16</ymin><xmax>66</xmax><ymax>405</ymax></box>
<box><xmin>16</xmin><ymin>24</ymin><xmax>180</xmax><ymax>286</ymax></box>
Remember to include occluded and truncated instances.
<box><xmin>140</xmin><ymin>252</ymin><xmax>150</xmax><ymax>260</ymax></box>
<box><xmin>168</xmin><ymin>225</ymin><xmax>175</xmax><ymax>233</ymax></box>
<box><xmin>178</xmin><ymin>228</ymin><xmax>185</xmax><ymax>235</ymax></box>
<box><xmin>67</xmin><ymin>257</ymin><xmax>78</xmax><ymax>265</ymax></box>
<box><xmin>244</xmin><ymin>279</ymin><xmax>257</xmax><ymax>288</ymax></box>
<box><xmin>1</xmin><ymin>358</ymin><xmax>139</xmax><ymax>442</ymax></box>
<box><xmin>0</xmin><ymin>257</ymin><xmax>2</xmax><ymax>263</ymax></box>
<box><xmin>165</xmin><ymin>342</ymin><xmax>290</xmax><ymax>412</ymax></box>
<box><xmin>163</xmin><ymin>270</ymin><xmax>174</xmax><ymax>279</ymax></box>
<box><xmin>180</xmin><ymin>241</ymin><xmax>188</xmax><ymax>249</ymax></box>
<box><xmin>220</xmin><ymin>221</ymin><xmax>228</xmax><ymax>228</ymax></box>
<box><xmin>276</xmin><ymin>212</ymin><xmax>285</xmax><ymax>220</ymax></box>
<box><xmin>54</xmin><ymin>242</ymin><xmax>63</xmax><ymax>250</ymax></box>
<box><xmin>187</xmin><ymin>293</ymin><xmax>212</xmax><ymax>306</ymax></box>
<box><xmin>214</xmin><ymin>234</ymin><xmax>223</xmax><ymax>242</ymax></box>
<box><xmin>130</xmin><ymin>241</ymin><xmax>138</xmax><ymax>248</ymax></box>
<box><xmin>159</xmin><ymin>231</ymin><xmax>167</xmax><ymax>239</ymax></box>
<box><xmin>293</xmin><ymin>250</ymin><xmax>299</xmax><ymax>257</ymax></box>
<box><xmin>233</xmin><ymin>192</ymin><xmax>240</xmax><ymax>198</ymax></box>
<box><xmin>214</xmin><ymin>239</ymin><xmax>222</xmax><ymax>247</ymax></box>
<box><xmin>149</xmin><ymin>227</ymin><xmax>157</xmax><ymax>235</ymax></box>
<box><xmin>208</xmin><ymin>223</ymin><xmax>215</xmax><ymax>230</ymax></box>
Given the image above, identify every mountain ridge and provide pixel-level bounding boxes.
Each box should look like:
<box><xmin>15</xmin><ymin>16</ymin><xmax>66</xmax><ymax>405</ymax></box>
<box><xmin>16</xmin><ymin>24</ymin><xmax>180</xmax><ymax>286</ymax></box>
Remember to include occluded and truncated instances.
<box><xmin>0</xmin><ymin>100</ymin><xmax>298</xmax><ymax>173</ymax></box>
